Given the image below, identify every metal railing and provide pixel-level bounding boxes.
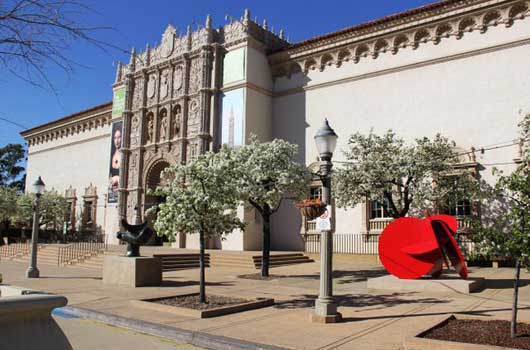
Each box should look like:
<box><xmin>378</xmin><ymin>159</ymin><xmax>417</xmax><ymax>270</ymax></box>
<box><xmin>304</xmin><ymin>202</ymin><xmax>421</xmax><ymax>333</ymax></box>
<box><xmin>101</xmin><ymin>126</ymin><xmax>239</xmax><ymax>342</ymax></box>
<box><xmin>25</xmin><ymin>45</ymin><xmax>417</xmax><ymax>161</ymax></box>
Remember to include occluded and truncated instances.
<box><xmin>57</xmin><ymin>240</ymin><xmax>107</xmax><ymax>266</ymax></box>
<box><xmin>303</xmin><ymin>233</ymin><xmax>478</xmax><ymax>257</ymax></box>
<box><xmin>0</xmin><ymin>240</ymin><xmax>31</xmax><ymax>260</ymax></box>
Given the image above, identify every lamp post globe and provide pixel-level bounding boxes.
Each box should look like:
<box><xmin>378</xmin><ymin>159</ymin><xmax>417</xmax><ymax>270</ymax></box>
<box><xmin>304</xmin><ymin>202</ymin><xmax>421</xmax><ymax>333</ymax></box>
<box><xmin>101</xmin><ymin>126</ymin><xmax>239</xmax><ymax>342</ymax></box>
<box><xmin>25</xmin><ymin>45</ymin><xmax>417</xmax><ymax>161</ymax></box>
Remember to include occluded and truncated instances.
<box><xmin>26</xmin><ymin>176</ymin><xmax>45</xmax><ymax>278</ymax></box>
<box><xmin>33</xmin><ymin>176</ymin><xmax>45</xmax><ymax>196</ymax></box>
<box><xmin>314</xmin><ymin>118</ymin><xmax>338</xmax><ymax>161</ymax></box>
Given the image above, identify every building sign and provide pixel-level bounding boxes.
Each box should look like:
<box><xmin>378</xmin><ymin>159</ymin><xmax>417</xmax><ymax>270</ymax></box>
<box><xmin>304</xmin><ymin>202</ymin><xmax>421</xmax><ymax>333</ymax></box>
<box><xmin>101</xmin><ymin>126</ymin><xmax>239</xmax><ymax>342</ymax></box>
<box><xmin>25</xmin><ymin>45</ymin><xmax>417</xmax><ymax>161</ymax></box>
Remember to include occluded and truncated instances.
<box><xmin>221</xmin><ymin>89</ymin><xmax>244</xmax><ymax>147</ymax></box>
<box><xmin>107</xmin><ymin>121</ymin><xmax>123</xmax><ymax>203</ymax></box>
<box><xmin>112</xmin><ymin>87</ymin><xmax>126</xmax><ymax>117</ymax></box>
<box><xmin>223</xmin><ymin>48</ymin><xmax>246</xmax><ymax>85</ymax></box>
<box><xmin>316</xmin><ymin>205</ymin><xmax>333</xmax><ymax>232</ymax></box>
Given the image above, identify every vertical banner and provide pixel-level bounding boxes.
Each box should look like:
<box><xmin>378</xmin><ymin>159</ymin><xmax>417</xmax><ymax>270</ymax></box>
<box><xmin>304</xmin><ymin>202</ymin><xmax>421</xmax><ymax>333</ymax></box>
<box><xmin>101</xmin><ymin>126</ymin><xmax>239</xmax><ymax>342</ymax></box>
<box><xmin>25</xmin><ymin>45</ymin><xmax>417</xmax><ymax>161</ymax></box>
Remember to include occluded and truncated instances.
<box><xmin>221</xmin><ymin>89</ymin><xmax>244</xmax><ymax>147</ymax></box>
<box><xmin>112</xmin><ymin>87</ymin><xmax>126</xmax><ymax>117</ymax></box>
<box><xmin>108</xmin><ymin>121</ymin><xmax>123</xmax><ymax>203</ymax></box>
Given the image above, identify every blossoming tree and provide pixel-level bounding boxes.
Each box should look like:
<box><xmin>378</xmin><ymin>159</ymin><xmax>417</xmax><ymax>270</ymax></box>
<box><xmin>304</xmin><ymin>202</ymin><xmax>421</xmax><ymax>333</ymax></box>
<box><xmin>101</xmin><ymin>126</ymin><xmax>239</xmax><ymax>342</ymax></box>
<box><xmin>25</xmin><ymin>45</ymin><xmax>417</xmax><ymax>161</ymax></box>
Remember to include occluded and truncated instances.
<box><xmin>235</xmin><ymin>137</ymin><xmax>311</xmax><ymax>277</ymax></box>
<box><xmin>151</xmin><ymin>147</ymin><xmax>244</xmax><ymax>303</ymax></box>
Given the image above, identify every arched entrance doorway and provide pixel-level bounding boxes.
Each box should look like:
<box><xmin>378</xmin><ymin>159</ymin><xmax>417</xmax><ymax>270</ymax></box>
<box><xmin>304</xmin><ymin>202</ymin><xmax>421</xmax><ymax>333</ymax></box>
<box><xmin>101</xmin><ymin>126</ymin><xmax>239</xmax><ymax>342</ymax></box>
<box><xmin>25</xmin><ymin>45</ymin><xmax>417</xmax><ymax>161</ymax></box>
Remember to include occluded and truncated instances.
<box><xmin>143</xmin><ymin>160</ymin><xmax>173</xmax><ymax>246</ymax></box>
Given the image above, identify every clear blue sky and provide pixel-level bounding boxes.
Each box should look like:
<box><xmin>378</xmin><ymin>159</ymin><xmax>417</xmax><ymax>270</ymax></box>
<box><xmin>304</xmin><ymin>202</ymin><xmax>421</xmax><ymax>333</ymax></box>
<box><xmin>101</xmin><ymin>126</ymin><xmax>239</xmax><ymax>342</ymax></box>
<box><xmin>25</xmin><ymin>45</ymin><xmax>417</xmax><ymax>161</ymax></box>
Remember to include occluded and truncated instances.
<box><xmin>0</xmin><ymin>0</ymin><xmax>434</xmax><ymax>148</ymax></box>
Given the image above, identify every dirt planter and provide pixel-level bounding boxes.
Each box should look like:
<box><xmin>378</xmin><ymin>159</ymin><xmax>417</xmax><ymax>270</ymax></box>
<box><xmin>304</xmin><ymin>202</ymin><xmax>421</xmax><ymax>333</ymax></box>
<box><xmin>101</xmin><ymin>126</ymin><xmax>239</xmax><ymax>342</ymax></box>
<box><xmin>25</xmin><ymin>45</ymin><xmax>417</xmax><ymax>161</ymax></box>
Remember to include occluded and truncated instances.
<box><xmin>404</xmin><ymin>315</ymin><xmax>524</xmax><ymax>350</ymax></box>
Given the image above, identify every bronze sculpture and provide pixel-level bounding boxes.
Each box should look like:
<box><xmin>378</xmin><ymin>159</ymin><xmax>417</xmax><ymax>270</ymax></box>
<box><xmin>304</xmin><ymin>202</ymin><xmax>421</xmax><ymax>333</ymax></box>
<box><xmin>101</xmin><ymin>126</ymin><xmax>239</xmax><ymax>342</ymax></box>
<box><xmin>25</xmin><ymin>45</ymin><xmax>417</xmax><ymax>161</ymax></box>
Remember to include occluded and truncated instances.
<box><xmin>116</xmin><ymin>219</ymin><xmax>155</xmax><ymax>257</ymax></box>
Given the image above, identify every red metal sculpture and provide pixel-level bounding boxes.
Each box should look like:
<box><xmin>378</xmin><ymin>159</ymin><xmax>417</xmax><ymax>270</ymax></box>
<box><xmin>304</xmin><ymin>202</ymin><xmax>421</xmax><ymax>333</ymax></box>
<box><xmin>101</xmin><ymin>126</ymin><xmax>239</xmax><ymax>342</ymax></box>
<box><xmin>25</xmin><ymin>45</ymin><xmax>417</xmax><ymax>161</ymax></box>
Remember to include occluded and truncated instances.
<box><xmin>378</xmin><ymin>215</ymin><xmax>468</xmax><ymax>280</ymax></box>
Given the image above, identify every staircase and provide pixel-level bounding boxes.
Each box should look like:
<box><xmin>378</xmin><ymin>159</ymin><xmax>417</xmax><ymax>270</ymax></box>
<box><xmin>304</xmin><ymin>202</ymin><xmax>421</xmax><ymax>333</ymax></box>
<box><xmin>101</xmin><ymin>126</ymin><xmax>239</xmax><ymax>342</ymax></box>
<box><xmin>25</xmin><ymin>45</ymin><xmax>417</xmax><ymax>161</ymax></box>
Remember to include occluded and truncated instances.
<box><xmin>153</xmin><ymin>253</ymin><xmax>210</xmax><ymax>272</ymax></box>
<box><xmin>210</xmin><ymin>251</ymin><xmax>314</xmax><ymax>269</ymax></box>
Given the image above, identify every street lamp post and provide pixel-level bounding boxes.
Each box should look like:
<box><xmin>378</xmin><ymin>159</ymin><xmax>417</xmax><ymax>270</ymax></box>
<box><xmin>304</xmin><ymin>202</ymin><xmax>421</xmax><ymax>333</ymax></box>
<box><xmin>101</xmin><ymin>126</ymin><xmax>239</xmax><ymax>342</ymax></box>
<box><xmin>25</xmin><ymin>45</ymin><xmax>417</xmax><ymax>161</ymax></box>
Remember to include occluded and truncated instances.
<box><xmin>312</xmin><ymin>119</ymin><xmax>341</xmax><ymax>323</ymax></box>
<box><xmin>26</xmin><ymin>176</ymin><xmax>45</xmax><ymax>278</ymax></box>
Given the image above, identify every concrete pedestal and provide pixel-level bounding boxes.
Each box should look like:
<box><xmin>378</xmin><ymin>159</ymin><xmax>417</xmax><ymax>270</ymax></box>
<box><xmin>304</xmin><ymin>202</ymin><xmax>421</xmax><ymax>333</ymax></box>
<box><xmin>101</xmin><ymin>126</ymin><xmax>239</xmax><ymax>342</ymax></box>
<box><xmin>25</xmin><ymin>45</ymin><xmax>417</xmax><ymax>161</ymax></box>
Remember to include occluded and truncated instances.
<box><xmin>367</xmin><ymin>274</ymin><xmax>485</xmax><ymax>294</ymax></box>
<box><xmin>0</xmin><ymin>291</ymin><xmax>71</xmax><ymax>349</ymax></box>
<box><xmin>102</xmin><ymin>255</ymin><xmax>162</xmax><ymax>287</ymax></box>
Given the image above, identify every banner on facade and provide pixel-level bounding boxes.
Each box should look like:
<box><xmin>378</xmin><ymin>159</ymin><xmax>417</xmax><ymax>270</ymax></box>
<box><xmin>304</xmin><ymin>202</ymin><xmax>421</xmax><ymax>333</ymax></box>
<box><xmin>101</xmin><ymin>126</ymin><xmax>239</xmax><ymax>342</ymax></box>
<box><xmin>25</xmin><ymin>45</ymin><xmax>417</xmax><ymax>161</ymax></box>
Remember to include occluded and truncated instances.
<box><xmin>108</xmin><ymin>121</ymin><xmax>123</xmax><ymax>203</ymax></box>
<box><xmin>112</xmin><ymin>87</ymin><xmax>126</xmax><ymax>117</ymax></box>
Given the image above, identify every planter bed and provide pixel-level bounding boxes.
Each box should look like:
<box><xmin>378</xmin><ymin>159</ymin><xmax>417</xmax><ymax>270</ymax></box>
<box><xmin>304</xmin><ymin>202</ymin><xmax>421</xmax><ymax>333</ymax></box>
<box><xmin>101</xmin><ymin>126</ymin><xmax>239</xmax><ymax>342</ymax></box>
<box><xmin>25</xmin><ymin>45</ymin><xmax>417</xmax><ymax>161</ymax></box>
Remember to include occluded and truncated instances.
<box><xmin>131</xmin><ymin>293</ymin><xmax>274</xmax><ymax>318</ymax></box>
<box><xmin>405</xmin><ymin>315</ymin><xmax>530</xmax><ymax>350</ymax></box>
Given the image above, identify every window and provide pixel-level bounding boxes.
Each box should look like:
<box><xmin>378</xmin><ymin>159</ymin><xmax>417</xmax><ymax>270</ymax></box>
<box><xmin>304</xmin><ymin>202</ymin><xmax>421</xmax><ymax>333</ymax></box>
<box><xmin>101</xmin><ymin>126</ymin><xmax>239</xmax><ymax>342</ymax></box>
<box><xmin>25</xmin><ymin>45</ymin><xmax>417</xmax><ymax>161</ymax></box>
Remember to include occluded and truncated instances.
<box><xmin>370</xmin><ymin>199</ymin><xmax>391</xmax><ymax>219</ymax></box>
<box><xmin>309</xmin><ymin>186</ymin><xmax>321</xmax><ymax>200</ymax></box>
<box><xmin>442</xmin><ymin>199</ymin><xmax>472</xmax><ymax>217</ymax></box>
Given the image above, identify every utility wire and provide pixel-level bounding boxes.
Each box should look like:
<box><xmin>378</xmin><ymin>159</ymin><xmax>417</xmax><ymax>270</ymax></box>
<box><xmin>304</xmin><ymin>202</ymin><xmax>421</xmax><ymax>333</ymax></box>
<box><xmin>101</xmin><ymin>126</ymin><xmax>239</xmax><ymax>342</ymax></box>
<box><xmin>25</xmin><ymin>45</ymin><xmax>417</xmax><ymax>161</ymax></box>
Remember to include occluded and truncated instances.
<box><xmin>0</xmin><ymin>116</ymin><xmax>28</xmax><ymax>130</ymax></box>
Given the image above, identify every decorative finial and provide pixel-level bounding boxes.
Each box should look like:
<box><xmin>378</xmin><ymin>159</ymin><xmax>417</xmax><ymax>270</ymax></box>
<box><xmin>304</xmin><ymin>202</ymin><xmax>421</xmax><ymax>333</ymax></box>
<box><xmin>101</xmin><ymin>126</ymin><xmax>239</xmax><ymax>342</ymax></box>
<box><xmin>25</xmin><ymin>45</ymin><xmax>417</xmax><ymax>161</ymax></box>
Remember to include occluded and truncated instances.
<box><xmin>263</xmin><ymin>19</ymin><xmax>268</xmax><ymax>30</ymax></box>
<box><xmin>129</xmin><ymin>47</ymin><xmax>136</xmax><ymax>72</ymax></box>
<box><xmin>115</xmin><ymin>61</ymin><xmax>122</xmax><ymax>83</ymax></box>
<box><xmin>279</xmin><ymin>29</ymin><xmax>285</xmax><ymax>39</ymax></box>
<box><xmin>243</xmin><ymin>9</ymin><xmax>250</xmax><ymax>24</ymax></box>
<box><xmin>205</xmin><ymin>14</ymin><xmax>212</xmax><ymax>29</ymax></box>
<box><xmin>187</xmin><ymin>25</ymin><xmax>191</xmax><ymax>35</ymax></box>
<box><xmin>145</xmin><ymin>43</ymin><xmax>151</xmax><ymax>66</ymax></box>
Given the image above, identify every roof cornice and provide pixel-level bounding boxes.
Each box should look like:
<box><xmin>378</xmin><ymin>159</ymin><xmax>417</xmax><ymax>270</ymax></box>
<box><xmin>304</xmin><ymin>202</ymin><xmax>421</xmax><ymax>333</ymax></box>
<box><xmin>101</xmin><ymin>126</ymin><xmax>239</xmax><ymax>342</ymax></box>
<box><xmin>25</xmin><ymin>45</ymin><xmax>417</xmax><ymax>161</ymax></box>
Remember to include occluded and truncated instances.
<box><xmin>268</xmin><ymin>0</ymin><xmax>529</xmax><ymax>74</ymax></box>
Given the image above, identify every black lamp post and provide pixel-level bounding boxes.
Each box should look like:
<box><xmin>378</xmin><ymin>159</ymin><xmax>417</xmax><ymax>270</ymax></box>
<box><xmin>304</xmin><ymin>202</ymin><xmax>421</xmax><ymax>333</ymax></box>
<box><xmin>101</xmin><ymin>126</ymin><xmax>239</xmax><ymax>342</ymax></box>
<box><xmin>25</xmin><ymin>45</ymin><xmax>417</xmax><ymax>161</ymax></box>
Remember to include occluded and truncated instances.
<box><xmin>312</xmin><ymin>119</ymin><xmax>341</xmax><ymax>323</ymax></box>
<box><xmin>26</xmin><ymin>176</ymin><xmax>45</xmax><ymax>278</ymax></box>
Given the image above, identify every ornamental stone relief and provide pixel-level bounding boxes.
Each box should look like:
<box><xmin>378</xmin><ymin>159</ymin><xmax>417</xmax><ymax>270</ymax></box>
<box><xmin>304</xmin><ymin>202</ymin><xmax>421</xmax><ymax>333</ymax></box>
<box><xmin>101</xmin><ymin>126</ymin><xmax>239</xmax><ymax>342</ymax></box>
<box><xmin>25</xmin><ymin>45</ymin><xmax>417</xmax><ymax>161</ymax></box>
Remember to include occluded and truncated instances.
<box><xmin>132</xmin><ymin>78</ymin><xmax>144</xmax><ymax>109</ymax></box>
<box><xmin>188</xmin><ymin>59</ymin><xmax>202</xmax><ymax>93</ymax></box>
<box><xmin>146</xmin><ymin>113</ymin><xmax>155</xmax><ymax>144</ymax></box>
<box><xmin>186</xmin><ymin>98</ymin><xmax>200</xmax><ymax>136</ymax></box>
<box><xmin>128</xmin><ymin>152</ymin><xmax>139</xmax><ymax>186</ymax></box>
<box><xmin>160</xmin><ymin>70</ymin><xmax>170</xmax><ymax>101</ymax></box>
<box><xmin>147</xmin><ymin>74</ymin><xmax>157</xmax><ymax>100</ymax></box>
<box><xmin>159</xmin><ymin>109</ymin><xmax>168</xmax><ymax>141</ymax></box>
<box><xmin>130</xmin><ymin>114</ymin><xmax>140</xmax><ymax>147</ymax></box>
<box><xmin>172</xmin><ymin>104</ymin><xmax>182</xmax><ymax>139</ymax></box>
<box><xmin>173</xmin><ymin>65</ymin><xmax>184</xmax><ymax>96</ymax></box>
<box><xmin>160</xmin><ymin>25</ymin><xmax>176</xmax><ymax>58</ymax></box>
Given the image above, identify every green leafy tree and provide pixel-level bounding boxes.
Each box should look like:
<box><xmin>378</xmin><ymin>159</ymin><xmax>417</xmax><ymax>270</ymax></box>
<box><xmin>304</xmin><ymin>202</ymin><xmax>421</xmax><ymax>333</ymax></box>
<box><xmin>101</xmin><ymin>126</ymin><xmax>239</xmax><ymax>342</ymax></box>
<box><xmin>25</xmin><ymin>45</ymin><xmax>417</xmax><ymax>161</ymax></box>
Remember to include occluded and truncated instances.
<box><xmin>0</xmin><ymin>186</ymin><xmax>19</xmax><ymax>244</ymax></box>
<box><xmin>235</xmin><ymin>137</ymin><xmax>311</xmax><ymax>277</ymax></box>
<box><xmin>0</xmin><ymin>144</ymin><xmax>25</xmax><ymax>189</ymax></box>
<box><xmin>471</xmin><ymin>114</ymin><xmax>530</xmax><ymax>339</ymax></box>
<box><xmin>13</xmin><ymin>190</ymin><xmax>69</xmax><ymax>231</ymax></box>
<box><xmin>151</xmin><ymin>148</ymin><xmax>244</xmax><ymax>303</ymax></box>
<box><xmin>333</xmin><ymin>130</ymin><xmax>481</xmax><ymax>218</ymax></box>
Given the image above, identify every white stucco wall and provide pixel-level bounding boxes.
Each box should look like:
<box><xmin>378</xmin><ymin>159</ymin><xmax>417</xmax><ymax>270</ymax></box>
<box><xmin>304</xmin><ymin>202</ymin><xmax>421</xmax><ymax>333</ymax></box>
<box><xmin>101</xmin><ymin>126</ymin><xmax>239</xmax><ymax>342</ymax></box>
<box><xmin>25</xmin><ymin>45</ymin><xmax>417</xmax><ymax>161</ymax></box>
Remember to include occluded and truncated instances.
<box><xmin>271</xmin><ymin>19</ymin><xmax>530</xmax><ymax>241</ymax></box>
<box><xmin>25</xmin><ymin>123</ymin><xmax>119</xmax><ymax>242</ymax></box>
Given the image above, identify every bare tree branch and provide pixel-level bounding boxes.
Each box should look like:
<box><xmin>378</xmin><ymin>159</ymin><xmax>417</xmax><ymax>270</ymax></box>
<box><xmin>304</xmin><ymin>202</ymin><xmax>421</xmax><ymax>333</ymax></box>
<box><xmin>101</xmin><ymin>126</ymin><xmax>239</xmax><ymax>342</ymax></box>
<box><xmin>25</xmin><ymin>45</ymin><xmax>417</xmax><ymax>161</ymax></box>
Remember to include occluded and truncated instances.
<box><xmin>0</xmin><ymin>0</ymin><xmax>120</xmax><ymax>91</ymax></box>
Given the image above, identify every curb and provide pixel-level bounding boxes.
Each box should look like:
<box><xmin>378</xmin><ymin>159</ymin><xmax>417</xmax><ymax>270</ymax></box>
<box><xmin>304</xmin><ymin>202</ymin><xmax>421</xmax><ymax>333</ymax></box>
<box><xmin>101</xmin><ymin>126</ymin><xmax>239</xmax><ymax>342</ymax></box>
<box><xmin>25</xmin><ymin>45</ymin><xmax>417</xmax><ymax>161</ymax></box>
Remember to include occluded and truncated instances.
<box><xmin>62</xmin><ymin>305</ymin><xmax>291</xmax><ymax>350</ymax></box>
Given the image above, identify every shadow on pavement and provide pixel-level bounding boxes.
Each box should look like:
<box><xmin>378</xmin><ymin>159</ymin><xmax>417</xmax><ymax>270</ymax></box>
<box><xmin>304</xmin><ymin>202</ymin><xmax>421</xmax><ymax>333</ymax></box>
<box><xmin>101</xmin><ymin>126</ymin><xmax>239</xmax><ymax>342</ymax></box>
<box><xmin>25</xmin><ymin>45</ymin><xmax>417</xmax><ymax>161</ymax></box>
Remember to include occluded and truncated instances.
<box><xmin>274</xmin><ymin>292</ymin><xmax>448</xmax><ymax>311</ymax></box>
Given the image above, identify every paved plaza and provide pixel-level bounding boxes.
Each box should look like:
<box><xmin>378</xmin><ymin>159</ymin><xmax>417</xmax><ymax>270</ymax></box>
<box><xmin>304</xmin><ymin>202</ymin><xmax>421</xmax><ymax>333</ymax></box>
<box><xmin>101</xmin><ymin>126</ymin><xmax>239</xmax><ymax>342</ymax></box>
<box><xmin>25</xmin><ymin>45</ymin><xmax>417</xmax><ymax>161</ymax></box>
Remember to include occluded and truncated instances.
<box><xmin>2</xmin><ymin>253</ymin><xmax>529</xmax><ymax>349</ymax></box>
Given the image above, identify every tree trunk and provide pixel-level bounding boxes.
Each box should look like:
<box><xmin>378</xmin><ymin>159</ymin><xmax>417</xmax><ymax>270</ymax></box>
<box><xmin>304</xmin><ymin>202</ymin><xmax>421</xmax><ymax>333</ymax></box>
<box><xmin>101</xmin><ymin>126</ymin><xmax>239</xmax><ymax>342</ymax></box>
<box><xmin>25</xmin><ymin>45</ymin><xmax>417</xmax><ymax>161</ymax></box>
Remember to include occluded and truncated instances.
<box><xmin>199</xmin><ymin>230</ymin><xmax>207</xmax><ymax>304</ymax></box>
<box><xmin>261</xmin><ymin>205</ymin><xmax>271</xmax><ymax>278</ymax></box>
<box><xmin>511</xmin><ymin>259</ymin><xmax>521</xmax><ymax>338</ymax></box>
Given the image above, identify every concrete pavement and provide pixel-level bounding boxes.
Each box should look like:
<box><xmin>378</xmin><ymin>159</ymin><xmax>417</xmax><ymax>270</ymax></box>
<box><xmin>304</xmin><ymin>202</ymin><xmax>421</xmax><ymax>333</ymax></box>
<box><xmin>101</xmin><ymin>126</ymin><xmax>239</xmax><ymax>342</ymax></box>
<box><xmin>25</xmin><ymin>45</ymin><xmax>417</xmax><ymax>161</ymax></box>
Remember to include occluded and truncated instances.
<box><xmin>2</xmin><ymin>255</ymin><xmax>529</xmax><ymax>350</ymax></box>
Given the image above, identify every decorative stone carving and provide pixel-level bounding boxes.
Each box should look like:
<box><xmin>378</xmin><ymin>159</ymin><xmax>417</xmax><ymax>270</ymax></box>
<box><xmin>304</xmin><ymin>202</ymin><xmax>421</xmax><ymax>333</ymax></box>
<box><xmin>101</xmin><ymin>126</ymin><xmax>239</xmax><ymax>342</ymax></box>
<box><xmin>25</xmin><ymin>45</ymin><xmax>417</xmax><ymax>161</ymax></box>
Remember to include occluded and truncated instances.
<box><xmin>173</xmin><ymin>65</ymin><xmax>184</xmax><ymax>96</ymax></box>
<box><xmin>147</xmin><ymin>74</ymin><xmax>157</xmax><ymax>100</ymax></box>
<box><xmin>173</xmin><ymin>104</ymin><xmax>182</xmax><ymax>139</ymax></box>
<box><xmin>160</xmin><ymin>25</ymin><xmax>176</xmax><ymax>58</ymax></box>
<box><xmin>187</xmin><ymin>98</ymin><xmax>200</xmax><ymax>136</ymax></box>
<box><xmin>132</xmin><ymin>78</ymin><xmax>144</xmax><ymax>109</ymax></box>
<box><xmin>159</xmin><ymin>109</ymin><xmax>168</xmax><ymax>141</ymax></box>
<box><xmin>146</xmin><ymin>113</ymin><xmax>154</xmax><ymax>144</ymax></box>
<box><xmin>188</xmin><ymin>59</ymin><xmax>202</xmax><ymax>93</ymax></box>
<box><xmin>160</xmin><ymin>70</ymin><xmax>169</xmax><ymax>100</ymax></box>
<box><xmin>130</xmin><ymin>115</ymin><xmax>140</xmax><ymax>147</ymax></box>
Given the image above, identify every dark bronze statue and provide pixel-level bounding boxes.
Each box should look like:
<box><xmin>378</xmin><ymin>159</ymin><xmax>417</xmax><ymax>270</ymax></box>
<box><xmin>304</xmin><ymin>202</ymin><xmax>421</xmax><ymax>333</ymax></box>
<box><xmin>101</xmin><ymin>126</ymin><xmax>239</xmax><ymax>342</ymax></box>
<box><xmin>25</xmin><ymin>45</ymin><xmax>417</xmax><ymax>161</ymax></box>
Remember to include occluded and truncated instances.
<box><xmin>116</xmin><ymin>219</ymin><xmax>155</xmax><ymax>257</ymax></box>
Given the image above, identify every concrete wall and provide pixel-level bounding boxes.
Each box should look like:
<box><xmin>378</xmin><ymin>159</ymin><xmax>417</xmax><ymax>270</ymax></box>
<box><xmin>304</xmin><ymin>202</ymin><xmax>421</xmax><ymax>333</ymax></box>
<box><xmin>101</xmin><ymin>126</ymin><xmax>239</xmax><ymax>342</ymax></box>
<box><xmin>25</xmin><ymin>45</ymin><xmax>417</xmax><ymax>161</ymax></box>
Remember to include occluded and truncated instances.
<box><xmin>271</xmin><ymin>19</ymin><xmax>530</xmax><ymax>240</ymax></box>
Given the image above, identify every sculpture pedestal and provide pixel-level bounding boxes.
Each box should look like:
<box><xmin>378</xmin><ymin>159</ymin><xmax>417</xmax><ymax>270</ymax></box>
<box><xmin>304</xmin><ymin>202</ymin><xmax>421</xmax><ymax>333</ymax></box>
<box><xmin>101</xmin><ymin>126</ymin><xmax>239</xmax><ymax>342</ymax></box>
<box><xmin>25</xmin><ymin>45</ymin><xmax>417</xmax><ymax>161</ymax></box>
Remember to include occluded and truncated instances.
<box><xmin>102</xmin><ymin>256</ymin><xmax>162</xmax><ymax>287</ymax></box>
<box><xmin>367</xmin><ymin>274</ymin><xmax>484</xmax><ymax>294</ymax></box>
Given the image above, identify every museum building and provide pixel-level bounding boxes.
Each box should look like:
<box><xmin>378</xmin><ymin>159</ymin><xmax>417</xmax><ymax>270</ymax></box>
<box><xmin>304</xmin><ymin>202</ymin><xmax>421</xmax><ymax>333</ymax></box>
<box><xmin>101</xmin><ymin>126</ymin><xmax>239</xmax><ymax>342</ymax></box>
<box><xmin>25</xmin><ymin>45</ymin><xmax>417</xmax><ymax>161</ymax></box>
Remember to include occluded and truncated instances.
<box><xmin>21</xmin><ymin>0</ymin><xmax>530</xmax><ymax>251</ymax></box>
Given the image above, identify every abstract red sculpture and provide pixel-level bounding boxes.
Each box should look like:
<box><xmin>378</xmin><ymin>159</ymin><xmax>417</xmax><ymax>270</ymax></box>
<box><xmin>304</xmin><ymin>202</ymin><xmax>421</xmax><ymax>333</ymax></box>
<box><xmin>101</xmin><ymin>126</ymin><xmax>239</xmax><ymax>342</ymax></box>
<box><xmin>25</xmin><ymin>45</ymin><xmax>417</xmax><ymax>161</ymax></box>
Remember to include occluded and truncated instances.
<box><xmin>378</xmin><ymin>215</ymin><xmax>468</xmax><ymax>280</ymax></box>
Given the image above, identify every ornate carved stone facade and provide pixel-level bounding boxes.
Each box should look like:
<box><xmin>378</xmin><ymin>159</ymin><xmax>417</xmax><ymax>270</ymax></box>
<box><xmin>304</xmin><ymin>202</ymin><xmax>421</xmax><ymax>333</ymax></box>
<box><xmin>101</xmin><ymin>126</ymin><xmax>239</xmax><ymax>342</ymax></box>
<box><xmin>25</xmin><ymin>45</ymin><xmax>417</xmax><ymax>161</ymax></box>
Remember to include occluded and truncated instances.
<box><xmin>114</xmin><ymin>12</ymin><xmax>288</xmax><ymax>223</ymax></box>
